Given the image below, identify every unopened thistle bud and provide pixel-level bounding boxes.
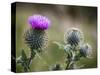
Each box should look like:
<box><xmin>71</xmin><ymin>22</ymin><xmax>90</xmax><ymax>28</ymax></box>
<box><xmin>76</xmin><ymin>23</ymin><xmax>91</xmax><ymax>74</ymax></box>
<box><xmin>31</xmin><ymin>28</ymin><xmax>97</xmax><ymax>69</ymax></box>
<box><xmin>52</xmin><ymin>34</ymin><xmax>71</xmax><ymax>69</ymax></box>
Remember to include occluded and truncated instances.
<box><xmin>79</xmin><ymin>43</ymin><xmax>92</xmax><ymax>57</ymax></box>
<box><xmin>24</xmin><ymin>15</ymin><xmax>51</xmax><ymax>52</ymax></box>
<box><xmin>64</xmin><ymin>28</ymin><xmax>84</xmax><ymax>47</ymax></box>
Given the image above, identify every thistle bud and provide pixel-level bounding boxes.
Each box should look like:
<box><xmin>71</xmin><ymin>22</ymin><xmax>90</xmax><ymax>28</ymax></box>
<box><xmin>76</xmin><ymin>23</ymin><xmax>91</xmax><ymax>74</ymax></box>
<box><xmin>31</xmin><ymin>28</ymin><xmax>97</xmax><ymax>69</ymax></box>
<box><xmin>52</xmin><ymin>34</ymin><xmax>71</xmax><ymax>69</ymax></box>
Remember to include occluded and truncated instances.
<box><xmin>79</xmin><ymin>43</ymin><xmax>92</xmax><ymax>57</ymax></box>
<box><xmin>64</xmin><ymin>28</ymin><xmax>84</xmax><ymax>47</ymax></box>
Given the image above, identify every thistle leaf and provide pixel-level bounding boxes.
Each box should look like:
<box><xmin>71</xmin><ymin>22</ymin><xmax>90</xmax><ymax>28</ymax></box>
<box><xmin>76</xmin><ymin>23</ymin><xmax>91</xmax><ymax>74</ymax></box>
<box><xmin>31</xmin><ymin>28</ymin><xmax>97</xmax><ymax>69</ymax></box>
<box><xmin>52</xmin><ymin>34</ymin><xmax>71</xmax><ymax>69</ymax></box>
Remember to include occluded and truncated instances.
<box><xmin>64</xmin><ymin>45</ymin><xmax>71</xmax><ymax>52</ymax></box>
<box><xmin>53</xmin><ymin>41</ymin><xmax>64</xmax><ymax>49</ymax></box>
<box><xmin>16</xmin><ymin>56</ymin><xmax>23</xmax><ymax>63</ymax></box>
<box><xmin>21</xmin><ymin>49</ymin><xmax>27</xmax><ymax>61</ymax></box>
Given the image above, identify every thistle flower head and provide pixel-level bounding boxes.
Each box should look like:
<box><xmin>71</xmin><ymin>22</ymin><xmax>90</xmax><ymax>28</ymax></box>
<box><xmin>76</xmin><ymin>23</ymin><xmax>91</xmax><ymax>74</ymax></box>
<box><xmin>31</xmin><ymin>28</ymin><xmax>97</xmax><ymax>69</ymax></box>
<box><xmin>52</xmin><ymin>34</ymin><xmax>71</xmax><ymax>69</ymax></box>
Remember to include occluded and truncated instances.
<box><xmin>24</xmin><ymin>28</ymin><xmax>48</xmax><ymax>52</ymax></box>
<box><xmin>64</xmin><ymin>28</ymin><xmax>84</xmax><ymax>47</ymax></box>
<box><xmin>28</xmin><ymin>15</ymin><xmax>51</xmax><ymax>30</ymax></box>
<box><xmin>80</xmin><ymin>43</ymin><xmax>92</xmax><ymax>57</ymax></box>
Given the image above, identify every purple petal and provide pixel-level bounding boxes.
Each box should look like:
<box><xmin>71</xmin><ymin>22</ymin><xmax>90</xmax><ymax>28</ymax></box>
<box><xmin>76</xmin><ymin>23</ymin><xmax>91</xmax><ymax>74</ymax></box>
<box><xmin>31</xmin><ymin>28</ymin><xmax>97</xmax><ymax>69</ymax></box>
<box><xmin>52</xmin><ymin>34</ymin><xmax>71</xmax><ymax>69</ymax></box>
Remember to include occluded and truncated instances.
<box><xmin>28</xmin><ymin>15</ymin><xmax>51</xmax><ymax>30</ymax></box>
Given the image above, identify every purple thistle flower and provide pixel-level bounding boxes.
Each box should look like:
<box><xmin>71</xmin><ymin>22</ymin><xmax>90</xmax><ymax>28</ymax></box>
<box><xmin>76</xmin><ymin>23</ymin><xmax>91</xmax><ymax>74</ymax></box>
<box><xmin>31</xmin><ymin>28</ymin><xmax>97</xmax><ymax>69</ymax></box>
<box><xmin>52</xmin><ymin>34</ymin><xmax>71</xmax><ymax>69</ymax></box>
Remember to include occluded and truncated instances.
<box><xmin>28</xmin><ymin>15</ymin><xmax>51</xmax><ymax>30</ymax></box>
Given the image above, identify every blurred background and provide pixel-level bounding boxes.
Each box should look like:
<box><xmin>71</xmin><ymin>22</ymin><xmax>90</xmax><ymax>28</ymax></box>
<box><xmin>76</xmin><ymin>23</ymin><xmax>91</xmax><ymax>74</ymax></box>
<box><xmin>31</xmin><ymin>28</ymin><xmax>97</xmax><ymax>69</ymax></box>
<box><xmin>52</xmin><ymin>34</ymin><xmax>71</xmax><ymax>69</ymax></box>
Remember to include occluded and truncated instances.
<box><xmin>15</xmin><ymin>2</ymin><xmax>97</xmax><ymax>72</ymax></box>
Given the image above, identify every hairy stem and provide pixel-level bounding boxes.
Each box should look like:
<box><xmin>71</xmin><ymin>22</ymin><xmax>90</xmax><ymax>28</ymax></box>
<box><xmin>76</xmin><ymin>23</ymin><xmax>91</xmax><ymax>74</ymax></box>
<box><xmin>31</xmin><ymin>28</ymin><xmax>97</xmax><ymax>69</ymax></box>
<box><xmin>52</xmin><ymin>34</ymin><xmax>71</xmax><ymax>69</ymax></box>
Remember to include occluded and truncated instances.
<box><xmin>22</xmin><ymin>49</ymin><xmax>36</xmax><ymax>72</ymax></box>
<box><xmin>65</xmin><ymin>50</ymin><xmax>75</xmax><ymax>70</ymax></box>
<box><xmin>28</xmin><ymin>49</ymin><xmax>36</xmax><ymax>66</ymax></box>
<box><xmin>65</xmin><ymin>60</ymin><xmax>75</xmax><ymax>70</ymax></box>
<box><xmin>27</xmin><ymin>49</ymin><xmax>48</xmax><ymax>72</ymax></box>
<box><xmin>65</xmin><ymin>60</ymin><xmax>70</xmax><ymax>69</ymax></box>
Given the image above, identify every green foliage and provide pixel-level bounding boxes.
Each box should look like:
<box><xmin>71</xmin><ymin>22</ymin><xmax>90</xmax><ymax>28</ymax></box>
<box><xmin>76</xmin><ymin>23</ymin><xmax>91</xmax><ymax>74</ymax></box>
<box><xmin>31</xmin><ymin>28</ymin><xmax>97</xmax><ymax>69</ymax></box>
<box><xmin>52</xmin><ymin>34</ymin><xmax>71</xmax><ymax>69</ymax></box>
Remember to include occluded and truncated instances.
<box><xmin>53</xmin><ymin>39</ymin><xmax>92</xmax><ymax>70</ymax></box>
<box><xmin>16</xmin><ymin>49</ymin><xmax>36</xmax><ymax>72</ymax></box>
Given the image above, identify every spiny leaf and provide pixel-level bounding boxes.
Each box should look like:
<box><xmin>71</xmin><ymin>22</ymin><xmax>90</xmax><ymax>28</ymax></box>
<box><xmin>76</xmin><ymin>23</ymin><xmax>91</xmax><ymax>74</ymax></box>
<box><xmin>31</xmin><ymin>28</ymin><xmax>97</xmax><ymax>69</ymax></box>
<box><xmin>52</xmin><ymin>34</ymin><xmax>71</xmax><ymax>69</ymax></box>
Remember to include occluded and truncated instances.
<box><xmin>73</xmin><ymin>64</ymin><xmax>84</xmax><ymax>69</ymax></box>
<box><xmin>64</xmin><ymin>45</ymin><xmax>71</xmax><ymax>52</ymax></box>
<box><xmin>53</xmin><ymin>41</ymin><xmax>64</xmax><ymax>49</ymax></box>
<box><xmin>21</xmin><ymin>49</ymin><xmax>27</xmax><ymax>61</ymax></box>
<box><xmin>16</xmin><ymin>56</ymin><xmax>23</xmax><ymax>63</ymax></box>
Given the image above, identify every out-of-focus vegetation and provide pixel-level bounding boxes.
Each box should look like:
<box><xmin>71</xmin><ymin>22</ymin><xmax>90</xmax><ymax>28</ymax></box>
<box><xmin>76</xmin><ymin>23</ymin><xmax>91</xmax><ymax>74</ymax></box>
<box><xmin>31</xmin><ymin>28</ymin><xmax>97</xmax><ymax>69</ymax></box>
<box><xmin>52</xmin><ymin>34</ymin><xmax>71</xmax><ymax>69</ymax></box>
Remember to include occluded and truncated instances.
<box><xmin>15</xmin><ymin>2</ymin><xmax>97</xmax><ymax>72</ymax></box>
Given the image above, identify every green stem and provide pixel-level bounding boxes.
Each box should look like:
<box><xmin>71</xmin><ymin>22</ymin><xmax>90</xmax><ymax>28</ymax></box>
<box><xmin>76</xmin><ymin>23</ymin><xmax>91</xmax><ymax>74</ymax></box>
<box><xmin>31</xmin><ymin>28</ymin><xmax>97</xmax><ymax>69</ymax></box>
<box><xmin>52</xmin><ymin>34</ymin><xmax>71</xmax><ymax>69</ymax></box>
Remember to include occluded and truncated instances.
<box><xmin>28</xmin><ymin>49</ymin><xmax>36</xmax><ymax>66</ymax></box>
<box><xmin>22</xmin><ymin>49</ymin><xmax>36</xmax><ymax>72</ymax></box>
<box><xmin>22</xmin><ymin>62</ymin><xmax>30</xmax><ymax>72</ymax></box>
<box><xmin>65</xmin><ymin>50</ymin><xmax>75</xmax><ymax>70</ymax></box>
<box><xmin>65</xmin><ymin>60</ymin><xmax>70</xmax><ymax>70</ymax></box>
<box><xmin>27</xmin><ymin>49</ymin><xmax>48</xmax><ymax>72</ymax></box>
<box><xmin>65</xmin><ymin>60</ymin><xmax>74</xmax><ymax>70</ymax></box>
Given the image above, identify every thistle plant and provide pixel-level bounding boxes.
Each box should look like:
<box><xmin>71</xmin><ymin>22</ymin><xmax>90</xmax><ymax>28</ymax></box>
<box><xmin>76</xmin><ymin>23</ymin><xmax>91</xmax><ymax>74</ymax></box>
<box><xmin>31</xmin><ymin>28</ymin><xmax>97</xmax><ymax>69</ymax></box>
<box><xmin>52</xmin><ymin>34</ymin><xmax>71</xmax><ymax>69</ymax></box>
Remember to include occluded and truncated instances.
<box><xmin>54</xmin><ymin>28</ymin><xmax>92</xmax><ymax>70</ymax></box>
<box><xmin>16</xmin><ymin>15</ymin><xmax>92</xmax><ymax>72</ymax></box>
<box><xmin>16</xmin><ymin>15</ymin><xmax>51</xmax><ymax>72</ymax></box>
